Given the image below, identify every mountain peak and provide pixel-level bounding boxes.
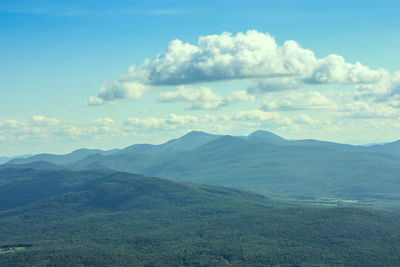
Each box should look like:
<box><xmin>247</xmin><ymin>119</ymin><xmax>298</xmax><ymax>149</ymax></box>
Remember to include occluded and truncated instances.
<box><xmin>170</xmin><ymin>130</ymin><xmax>221</xmax><ymax>146</ymax></box>
<box><xmin>248</xmin><ymin>130</ymin><xmax>285</xmax><ymax>141</ymax></box>
<box><xmin>181</xmin><ymin>130</ymin><xmax>211</xmax><ymax>138</ymax></box>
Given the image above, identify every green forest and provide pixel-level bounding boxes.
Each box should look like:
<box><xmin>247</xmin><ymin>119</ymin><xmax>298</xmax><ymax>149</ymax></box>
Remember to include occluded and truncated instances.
<box><xmin>1</xmin><ymin>168</ymin><xmax>400</xmax><ymax>266</ymax></box>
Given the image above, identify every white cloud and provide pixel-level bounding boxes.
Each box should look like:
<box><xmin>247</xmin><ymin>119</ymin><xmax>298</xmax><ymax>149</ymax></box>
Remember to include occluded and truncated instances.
<box><xmin>226</xmin><ymin>90</ymin><xmax>255</xmax><ymax>103</ymax></box>
<box><xmin>1</xmin><ymin>109</ymin><xmax>399</xmax><ymax>147</ymax></box>
<box><xmin>123</xmin><ymin>117</ymin><xmax>167</xmax><ymax>132</ymax></box>
<box><xmin>0</xmin><ymin>116</ymin><xmax>125</xmax><ymax>142</ymax></box>
<box><xmin>123</xmin><ymin>114</ymin><xmax>201</xmax><ymax>132</ymax></box>
<box><xmin>0</xmin><ymin>120</ymin><xmax>25</xmax><ymax>129</ymax></box>
<box><xmin>87</xmin><ymin>30</ymin><xmax>398</xmax><ymax>106</ymax></box>
<box><xmin>340</xmin><ymin>101</ymin><xmax>400</xmax><ymax>119</ymax></box>
<box><xmin>261</xmin><ymin>91</ymin><xmax>337</xmax><ymax>111</ymax></box>
<box><xmin>0</xmin><ymin>117</ymin><xmax>59</xmax><ymax>141</ymax></box>
<box><xmin>93</xmin><ymin>117</ymin><xmax>115</xmax><ymax>126</ymax></box>
<box><xmin>158</xmin><ymin>86</ymin><xmax>253</xmax><ymax>110</ymax></box>
<box><xmin>86</xmin><ymin>80</ymin><xmax>149</xmax><ymax>106</ymax></box>
<box><xmin>308</xmin><ymin>54</ymin><xmax>387</xmax><ymax>84</ymax></box>
<box><xmin>148</xmin><ymin>30</ymin><xmax>382</xmax><ymax>87</ymax></box>
<box><xmin>31</xmin><ymin>115</ymin><xmax>60</xmax><ymax>126</ymax></box>
<box><xmin>356</xmin><ymin>71</ymin><xmax>400</xmax><ymax>103</ymax></box>
<box><xmin>120</xmin><ymin>110</ymin><xmax>293</xmax><ymax>135</ymax></box>
<box><xmin>294</xmin><ymin>114</ymin><xmax>317</xmax><ymax>125</ymax></box>
<box><xmin>159</xmin><ymin>86</ymin><xmax>224</xmax><ymax>110</ymax></box>
<box><xmin>57</xmin><ymin>125</ymin><xmax>82</xmax><ymax>138</ymax></box>
<box><xmin>85</xmin><ymin>96</ymin><xmax>105</xmax><ymax>106</ymax></box>
<box><xmin>233</xmin><ymin>110</ymin><xmax>292</xmax><ymax>126</ymax></box>
<box><xmin>248</xmin><ymin>77</ymin><xmax>303</xmax><ymax>93</ymax></box>
<box><xmin>147</xmin><ymin>31</ymin><xmax>305</xmax><ymax>85</ymax></box>
<box><xmin>199</xmin><ymin>114</ymin><xmax>218</xmax><ymax>122</ymax></box>
<box><xmin>166</xmin><ymin>114</ymin><xmax>198</xmax><ymax>124</ymax></box>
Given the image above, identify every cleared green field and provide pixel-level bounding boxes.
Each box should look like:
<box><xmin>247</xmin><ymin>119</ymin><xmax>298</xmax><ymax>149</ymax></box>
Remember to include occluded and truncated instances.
<box><xmin>0</xmin><ymin>246</ymin><xmax>29</xmax><ymax>254</ymax></box>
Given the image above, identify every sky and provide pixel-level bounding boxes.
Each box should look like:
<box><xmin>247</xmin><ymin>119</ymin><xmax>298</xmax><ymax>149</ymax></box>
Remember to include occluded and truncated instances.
<box><xmin>1</xmin><ymin>0</ymin><xmax>399</xmax><ymax>156</ymax></box>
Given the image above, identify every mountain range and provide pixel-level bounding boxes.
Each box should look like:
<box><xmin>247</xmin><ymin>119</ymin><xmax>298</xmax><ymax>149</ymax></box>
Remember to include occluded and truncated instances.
<box><xmin>3</xmin><ymin>130</ymin><xmax>400</xmax><ymax>210</ymax></box>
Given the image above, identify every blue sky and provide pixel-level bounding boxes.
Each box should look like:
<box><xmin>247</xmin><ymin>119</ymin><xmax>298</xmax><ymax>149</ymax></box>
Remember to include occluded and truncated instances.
<box><xmin>1</xmin><ymin>0</ymin><xmax>399</xmax><ymax>156</ymax></box>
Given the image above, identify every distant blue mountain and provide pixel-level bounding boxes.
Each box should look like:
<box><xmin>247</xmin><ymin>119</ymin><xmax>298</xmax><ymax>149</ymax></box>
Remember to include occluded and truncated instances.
<box><xmin>368</xmin><ymin>140</ymin><xmax>400</xmax><ymax>157</ymax></box>
<box><xmin>0</xmin><ymin>154</ymin><xmax>32</xmax><ymax>164</ymax></box>
<box><xmin>118</xmin><ymin>130</ymin><xmax>222</xmax><ymax>155</ymax></box>
<box><xmin>246</xmin><ymin>130</ymin><xmax>287</xmax><ymax>143</ymax></box>
<box><xmin>7</xmin><ymin>148</ymin><xmax>118</xmax><ymax>165</ymax></box>
<box><xmin>4</xmin><ymin>130</ymin><xmax>400</xmax><ymax>209</ymax></box>
<box><xmin>68</xmin><ymin>131</ymin><xmax>400</xmax><ymax>210</ymax></box>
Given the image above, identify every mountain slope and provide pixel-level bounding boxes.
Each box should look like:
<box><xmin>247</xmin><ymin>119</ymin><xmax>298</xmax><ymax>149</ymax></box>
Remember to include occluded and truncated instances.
<box><xmin>147</xmin><ymin>136</ymin><xmax>400</xmax><ymax>209</ymax></box>
<box><xmin>70</xmin><ymin>134</ymin><xmax>400</xmax><ymax>210</ymax></box>
<box><xmin>0</xmin><ymin>154</ymin><xmax>32</xmax><ymax>165</ymax></box>
<box><xmin>0</xmin><ymin>161</ymin><xmax>66</xmax><ymax>172</ymax></box>
<box><xmin>368</xmin><ymin>140</ymin><xmax>400</xmax><ymax>157</ymax></box>
<box><xmin>119</xmin><ymin>130</ymin><xmax>221</xmax><ymax>155</ymax></box>
<box><xmin>8</xmin><ymin>148</ymin><xmax>113</xmax><ymax>164</ymax></box>
<box><xmin>1</xmin><ymin>168</ymin><xmax>400</xmax><ymax>266</ymax></box>
<box><xmin>6</xmin><ymin>131</ymin><xmax>221</xmax><ymax>166</ymax></box>
<box><xmin>5</xmin><ymin>130</ymin><xmax>400</xmax><ymax>210</ymax></box>
<box><xmin>246</xmin><ymin>130</ymin><xmax>287</xmax><ymax>143</ymax></box>
<box><xmin>7</xmin><ymin>148</ymin><xmax>117</xmax><ymax>165</ymax></box>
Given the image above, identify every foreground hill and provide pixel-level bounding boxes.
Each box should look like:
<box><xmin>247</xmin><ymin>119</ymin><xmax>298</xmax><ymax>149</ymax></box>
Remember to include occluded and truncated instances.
<box><xmin>1</xmin><ymin>168</ymin><xmax>400</xmax><ymax>266</ymax></box>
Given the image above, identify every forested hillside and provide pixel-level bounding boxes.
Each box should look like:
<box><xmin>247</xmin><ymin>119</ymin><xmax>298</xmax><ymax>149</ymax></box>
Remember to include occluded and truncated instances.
<box><xmin>1</xmin><ymin>168</ymin><xmax>400</xmax><ymax>266</ymax></box>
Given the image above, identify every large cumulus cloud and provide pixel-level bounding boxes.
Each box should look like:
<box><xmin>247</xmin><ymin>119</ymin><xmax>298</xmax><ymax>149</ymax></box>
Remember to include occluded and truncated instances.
<box><xmin>87</xmin><ymin>30</ymin><xmax>396</xmax><ymax>105</ymax></box>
